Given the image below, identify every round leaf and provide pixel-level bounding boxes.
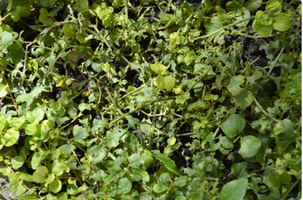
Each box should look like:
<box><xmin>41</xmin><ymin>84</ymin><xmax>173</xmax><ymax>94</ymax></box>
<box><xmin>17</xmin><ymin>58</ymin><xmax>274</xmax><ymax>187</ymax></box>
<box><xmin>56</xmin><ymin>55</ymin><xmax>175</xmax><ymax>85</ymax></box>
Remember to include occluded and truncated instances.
<box><xmin>167</xmin><ymin>136</ymin><xmax>176</xmax><ymax>146</ymax></box>
<box><xmin>63</xmin><ymin>24</ymin><xmax>77</xmax><ymax>37</ymax></box>
<box><xmin>163</xmin><ymin>76</ymin><xmax>176</xmax><ymax>91</ymax></box>
<box><xmin>256</xmin><ymin>11</ymin><xmax>272</xmax><ymax>26</ymax></box>
<box><xmin>273</xmin><ymin>13</ymin><xmax>291</xmax><ymax>32</ymax></box>
<box><xmin>266</xmin><ymin>0</ymin><xmax>281</xmax><ymax>16</ymax></box>
<box><xmin>252</xmin><ymin>18</ymin><xmax>273</xmax><ymax>37</ymax></box>
<box><xmin>12</xmin><ymin>156</ymin><xmax>24</xmax><ymax>169</ymax></box>
<box><xmin>76</xmin><ymin>0</ymin><xmax>88</xmax><ymax>12</ymax></box>
<box><xmin>8</xmin><ymin>180</ymin><xmax>26</xmax><ymax>196</ymax></box>
<box><xmin>25</xmin><ymin>123</ymin><xmax>38</xmax><ymax>136</ymax></box>
<box><xmin>0</xmin><ymin>83</ymin><xmax>8</xmax><ymax>98</ymax></box>
<box><xmin>4</xmin><ymin>128</ymin><xmax>19</xmax><ymax>147</ymax></box>
<box><xmin>205</xmin><ymin>16</ymin><xmax>223</xmax><ymax>33</ymax></box>
<box><xmin>49</xmin><ymin>179</ymin><xmax>62</xmax><ymax>193</ymax></box>
<box><xmin>118</xmin><ymin>178</ymin><xmax>132</xmax><ymax>194</ymax></box>
<box><xmin>239</xmin><ymin>135</ymin><xmax>261</xmax><ymax>157</ymax></box>
<box><xmin>52</xmin><ymin>160</ymin><xmax>67</xmax><ymax>176</ymax></box>
<box><xmin>153</xmin><ymin>183</ymin><xmax>167</xmax><ymax>193</ymax></box>
<box><xmin>266</xmin><ymin>172</ymin><xmax>291</xmax><ymax>188</ymax></box>
<box><xmin>221</xmin><ymin>114</ymin><xmax>246</xmax><ymax>138</ymax></box>
<box><xmin>33</xmin><ymin>166</ymin><xmax>49</xmax><ymax>183</ymax></box>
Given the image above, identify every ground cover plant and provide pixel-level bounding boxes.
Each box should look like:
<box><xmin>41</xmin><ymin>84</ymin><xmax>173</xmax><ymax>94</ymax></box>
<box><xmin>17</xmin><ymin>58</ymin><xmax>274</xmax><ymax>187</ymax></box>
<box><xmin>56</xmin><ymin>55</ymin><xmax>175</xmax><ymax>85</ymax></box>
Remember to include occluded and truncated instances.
<box><xmin>0</xmin><ymin>0</ymin><xmax>301</xmax><ymax>199</ymax></box>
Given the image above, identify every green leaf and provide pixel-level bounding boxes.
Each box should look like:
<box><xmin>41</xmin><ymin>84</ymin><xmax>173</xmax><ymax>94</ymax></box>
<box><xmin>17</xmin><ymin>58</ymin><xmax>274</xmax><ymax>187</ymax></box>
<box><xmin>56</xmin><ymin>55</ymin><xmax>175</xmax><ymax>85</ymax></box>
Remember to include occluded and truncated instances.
<box><xmin>167</xmin><ymin>137</ymin><xmax>176</xmax><ymax>146</ymax></box>
<box><xmin>142</xmin><ymin>150</ymin><xmax>153</xmax><ymax>169</ymax></box>
<box><xmin>0</xmin><ymin>31</ymin><xmax>16</xmax><ymax>51</ymax></box>
<box><xmin>31</xmin><ymin>151</ymin><xmax>45</xmax><ymax>170</ymax></box>
<box><xmin>6</xmin><ymin>41</ymin><xmax>24</xmax><ymax>64</ymax></box>
<box><xmin>87</xmin><ymin>145</ymin><xmax>106</xmax><ymax>165</ymax></box>
<box><xmin>132</xmin><ymin>168</ymin><xmax>150</xmax><ymax>182</ymax></box>
<box><xmin>4</xmin><ymin>128</ymin><xmax>19</xmax><ymax>147</ymax></box>
<box><xmin>156</xmin><ymin>75</ymin><xmax>175</xmax><ymax>91</ymax></box>
<box><xmin>25</xmin><ymin>123</ymin><xmax>37</xmax><ymax>136</ymax></box>
<box><xmin>153</xmin><ymin>173</ymin><xmax>170</xmax><ymax>193</ymax></box>
<box><xmin>164</xmin><ymin>75</ymin><xmax>176</xmax><ymax>91</ymax></box>
<box><xmin>221</xmin><ymin>114</ymin><xmax>246</xmax><ymax>138</ymax></box>
<box><xmin>247</xmin><ymin>71</ymin><xmax>263</xmax><ymax>83</ymax></box>
<box><xmin>176</xmin><ymin>91</ymin><xmax>190</xmax><ymax>104</ymax></box>
<box><xmin>12</xmin><ymin>156</ymin><xmax>24</xmax><ymax>169</ymax></box>
<box><xmin>221</xmin><ymin>178</ymin><xmax>248</xmax><ymax>200</ymax></box>
<box><xmin>33</xmin><ymin>107</ymin><xmax>45</xmax><ymax>122</ymax></box>
<box><xmin>33</xmin><ymin>166</ymin><xmax>49</xmax><ymax>183</ymax></box>
<box><xmin>128</xmin><ymin>152</ymin><xmax>144</xmax><ymax>169</ymax></box>
<box><xmin>52</xmin><ymin>160</ymin><xmax>66</xmax><ymax>176</ymax></box>
<box><xmin>256</xmin><ymin>11</ymin><xmax>272</xmax><ymax>26</ymax></box>
<box><xmin>227</xmin><ymin>75</ymin><xmax>245</xmax><ymax>96</ymax></box>
<box><xmin>252</xmin><ymin>18</ymin><xmax>273</xmax><ymax>37</ymax></box>
<box><xmin>273</xmin><ymin>119</ymin><xmax>294</xmax><ymax>136</ymax></box>
<box><xmin>226</xmin><ymin>0</ymin><xmax>243</xmax><ymax>16</ymax></box>
<box><xmin>235</xmin><ymin>90</ymin><xmax>254</xmax><ymax>109</ymax></box>
<box><xmin>49</xmin><ymin>179</ymin><xmax>62</xmax><ymax>193</ymax></box>
<box><xmin>150</xmin><ymin>64</ymin><xmax>167</xmax><ymax>75</ymax></box>
<box><xmin>63</xmin><ymin>24</ymin><xmax>77</xmax><ymax>37</ymax></box>
<box><xmin>239</xmin><ymin>135</ymin><xmax>261</xmax><ymax>157</ymax></box>
<box><xmin>244</xmin><ymin>0</ymin><xmax>262</xmax><ymax>13</ymax></box>
<box><xmin>46</xmin><ymin>173</ymin><xmax>55</xmax><ymax>184</ymax></box>
<box><xmin>266</xmin><ymin>172</ymin><xmax>291</xmax><ymax>188</ymax></box>
<box><xmin>118</xmin><ymin>178</ymin><xmax>132</xmax><ymax>194</ymax></box>
<box><xmin>153</xmin><ymin>152</ymin><xmax>182</xmax><ymax>176</ymax></box>
<box><xmin>79</xmin><ymin>103</ymin><xmax>91</xmax><ymax>112</ymax></box>
<box><xmin>153</xmin><ymin>183</ymin><xmax>167</xmax><ymax>193</ymax></box>
<box><xmin>266</xmin><ymin>0</ymin><xmax>281</xmax><ymax>16</ymax></box>
<box><xmin>219</xmin><ymin>136</ymin><xmax>234</xmax><ymax>149</ymax></box>
<box><xmin>231</xmin><ymin>162</ymin><xmax>250</xmax><ymax>179</ymax></box>
<box><xmin>0</xmin><ymin>83</ymin><xmax>8</xmax><ymax>98</ymax></box>
<box><xmin>205</xmin><ymin>16</ymin><xmax>223</xmax><ymax>33</ymax></box>
<box><xmin>8</xmin><ymin>180</ymin><xmax>26</xmax><ymax>196</ymax></box>
<box><xmin>189</xmin><ymin>194</ymin><xmax>203</xmax><ymax>200</ymax></box>
<box><xmin>106</xmin><ymin>127</ymin><xmax>125</xmax><ymax>149</ymax></box>
<box><xmin>75</xmin><ymin>0</ymin><xmax>88</xmax><ymax>12</ymax></box>
<box><xmin>273</xmin><ymin>13</ymin><xmax>291</xmax><ymax>32</ymax></box>
<box><xmin>39</xmin><ymin>8</ymin><xmax>54</xmax><ymax>24</ymax></box>
<box><xmin>59</xmin><ymin>144</ymin><xmax>76</xmax><ymax>156</ymax></box>
<box><xmin>73</xmin><ymin>125</ymin><xmax>89</xmax><ymax>144</ymax></box>
<box><xmin>156</xmin><ymin>75</ymin><xmax>165</xmax><ymax>90</ymax></box>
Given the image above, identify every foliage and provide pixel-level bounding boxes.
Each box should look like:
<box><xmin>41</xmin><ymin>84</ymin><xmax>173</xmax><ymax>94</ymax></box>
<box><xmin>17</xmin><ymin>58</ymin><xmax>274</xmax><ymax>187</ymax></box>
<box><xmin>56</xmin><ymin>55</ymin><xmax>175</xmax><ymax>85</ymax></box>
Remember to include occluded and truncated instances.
<box><xmin>0</xmin><ymin>0</ymin><xmax>301</xmax><ymax>199</ymax></box>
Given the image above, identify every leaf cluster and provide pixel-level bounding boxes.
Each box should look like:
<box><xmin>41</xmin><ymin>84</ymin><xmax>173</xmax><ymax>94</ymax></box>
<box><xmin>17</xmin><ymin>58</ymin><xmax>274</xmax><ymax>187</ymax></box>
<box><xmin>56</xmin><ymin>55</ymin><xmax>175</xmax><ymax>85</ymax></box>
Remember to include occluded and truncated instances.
<box><xmin>0</xmin><ymin>0</ymin><xmax>301</xmax><ymax>199</ymax></box>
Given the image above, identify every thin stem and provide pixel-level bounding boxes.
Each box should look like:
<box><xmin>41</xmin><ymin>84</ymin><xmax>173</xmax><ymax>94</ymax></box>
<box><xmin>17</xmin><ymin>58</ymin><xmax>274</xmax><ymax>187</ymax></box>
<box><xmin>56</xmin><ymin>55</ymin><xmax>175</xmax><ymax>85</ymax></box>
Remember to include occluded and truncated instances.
<box><xmin>176</xmin><ymin>132</ymin><xmax>195</xmax><ymax>137</ymax></box>
<box><xmin>253</xmin><ymin>96</ymin><xmax>279</xmax><ymax>123</ymax></box>
<box><xmin>3</xmin><ymin>74</ymin><xmax>19</xmax><ymax>116</ymax></box>
<box><xmin>194</xmin><ymin>17</ymin><xmax>254</xmax><ymax>41</ymax></box>
<box><xmin>267</xmin><ymin>47</ymin><xmax>284</xmax><ymax>76</ymax></box>
<box><xmin>282</xmin><ymin>181</ymin><xmax>298</xmax><ymax>200</ymax></box>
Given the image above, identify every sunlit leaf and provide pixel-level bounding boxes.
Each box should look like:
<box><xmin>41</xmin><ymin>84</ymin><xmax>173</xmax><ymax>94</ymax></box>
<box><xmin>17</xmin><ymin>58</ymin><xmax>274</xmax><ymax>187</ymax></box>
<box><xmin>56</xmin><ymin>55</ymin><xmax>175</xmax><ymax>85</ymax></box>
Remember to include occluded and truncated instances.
<box><xmin>239</xmin><ymin>135</ymin><xmax>261</xmax><ymax>157</ymax></box>
<box><xmin>33</xmin><ymin>166</ymin><xmax>49</xmax><ymax>183</ymax></box>
<box><xmin>4</xmin><ymin>128</ymin><xmax>19</xmax><ymax>147</ymax></box>
<box><xmin>8</xmin><ymin>180</ymin><xmax>26</xmax><ymax>196</ymax></box>
<box><xmin>49</xmin><ymin>179</ymin><xmax>62</xmax><ymax>193</ymax></box>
